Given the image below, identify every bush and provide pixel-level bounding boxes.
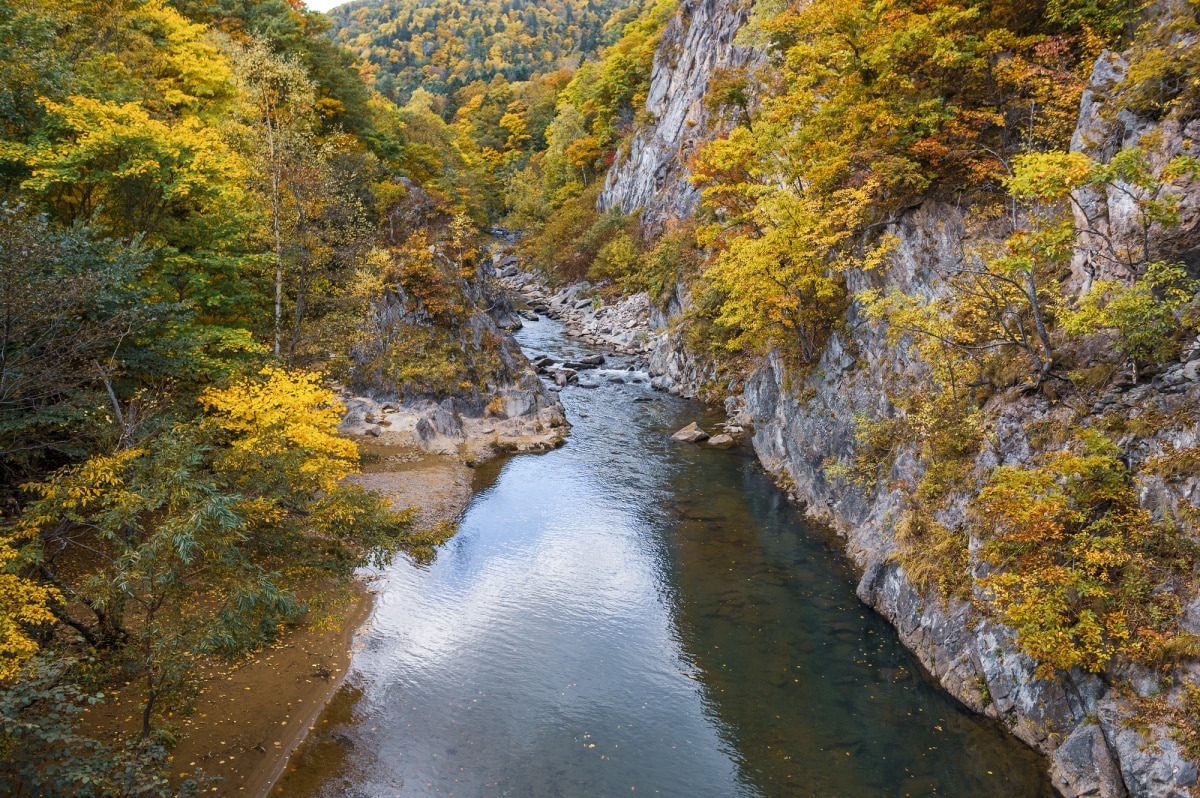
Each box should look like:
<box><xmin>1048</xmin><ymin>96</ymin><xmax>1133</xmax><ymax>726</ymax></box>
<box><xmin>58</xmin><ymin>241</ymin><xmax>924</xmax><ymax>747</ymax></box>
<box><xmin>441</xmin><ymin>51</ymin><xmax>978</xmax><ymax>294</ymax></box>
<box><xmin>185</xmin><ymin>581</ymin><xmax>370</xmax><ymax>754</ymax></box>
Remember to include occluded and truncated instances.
<box><xmin>973</xmin><ymin>431</ymin><xmax>1192</xmax><ymax>677</ymax></box>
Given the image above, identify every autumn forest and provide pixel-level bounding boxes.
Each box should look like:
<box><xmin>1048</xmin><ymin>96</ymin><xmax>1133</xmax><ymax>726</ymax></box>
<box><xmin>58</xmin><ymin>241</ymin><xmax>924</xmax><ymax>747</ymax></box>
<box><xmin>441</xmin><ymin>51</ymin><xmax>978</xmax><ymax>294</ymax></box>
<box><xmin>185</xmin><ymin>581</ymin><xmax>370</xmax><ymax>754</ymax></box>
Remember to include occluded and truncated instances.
<box><xmin>4</xmin><ymin>0</ymin><xmax>1200</xmax><ymax>792</ymax></box>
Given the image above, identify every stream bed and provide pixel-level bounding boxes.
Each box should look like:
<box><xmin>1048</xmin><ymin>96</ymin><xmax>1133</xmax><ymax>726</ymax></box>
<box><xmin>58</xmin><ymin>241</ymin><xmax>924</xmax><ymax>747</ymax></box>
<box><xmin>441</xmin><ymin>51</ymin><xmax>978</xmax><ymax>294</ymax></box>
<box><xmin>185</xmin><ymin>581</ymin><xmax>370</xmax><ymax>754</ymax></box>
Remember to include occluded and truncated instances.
<box><xmin>285</xmin><ymin>317</ymin><xmax>1052</xmax><ymax>797</ymax></box>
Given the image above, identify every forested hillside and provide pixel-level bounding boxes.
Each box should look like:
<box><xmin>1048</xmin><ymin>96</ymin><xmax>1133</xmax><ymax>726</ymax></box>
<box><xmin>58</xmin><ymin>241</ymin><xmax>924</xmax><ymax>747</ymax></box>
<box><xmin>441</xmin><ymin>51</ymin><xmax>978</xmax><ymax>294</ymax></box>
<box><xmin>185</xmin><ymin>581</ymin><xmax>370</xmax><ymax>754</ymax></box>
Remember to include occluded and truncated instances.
<box><xmin>0</xmin><ymin>0</ymin><xmax>518</xmax><ymax>791</ymax></box>
<box><xmin>5</xmin><ymin>0</ymin><xmax>1200</xmax><ymax>790</ymax></box>
<box><xmin>329</xmin><ymin>0</ymin><xmax>643</xmax><ymax>102</ymax></box>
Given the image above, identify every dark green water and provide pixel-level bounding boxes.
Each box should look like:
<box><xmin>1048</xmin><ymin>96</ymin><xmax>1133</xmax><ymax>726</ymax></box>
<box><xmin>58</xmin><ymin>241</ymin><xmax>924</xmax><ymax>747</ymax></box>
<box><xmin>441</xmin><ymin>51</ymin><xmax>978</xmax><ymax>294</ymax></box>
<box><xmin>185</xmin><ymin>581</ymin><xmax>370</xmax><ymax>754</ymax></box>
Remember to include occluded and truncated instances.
<box><xmin>293</xmin><ymin>318</ymin><xmax>1051</xmax><ymax>797</ymax></box>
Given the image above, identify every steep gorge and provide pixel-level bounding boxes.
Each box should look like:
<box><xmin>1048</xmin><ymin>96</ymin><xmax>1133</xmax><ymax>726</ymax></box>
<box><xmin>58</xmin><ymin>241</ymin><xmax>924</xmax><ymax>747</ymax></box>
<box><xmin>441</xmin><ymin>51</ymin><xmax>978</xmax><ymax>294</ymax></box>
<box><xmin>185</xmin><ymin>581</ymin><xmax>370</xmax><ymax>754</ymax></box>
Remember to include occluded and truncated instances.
<box><xmin>595</xmin><ymin>0</ymin><xmax>1200</xmax><ymax>795</ymax></box>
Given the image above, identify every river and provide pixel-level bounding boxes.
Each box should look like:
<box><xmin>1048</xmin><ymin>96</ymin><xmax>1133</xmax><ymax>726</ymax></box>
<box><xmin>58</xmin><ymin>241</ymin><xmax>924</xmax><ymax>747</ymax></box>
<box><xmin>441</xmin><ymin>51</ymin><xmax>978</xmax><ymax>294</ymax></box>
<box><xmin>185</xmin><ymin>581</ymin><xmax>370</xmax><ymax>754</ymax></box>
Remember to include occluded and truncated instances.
<box><xmin>284</xmin><ymin>316</ymin><xmax>1052</xmax><ymax>797</ymax></box>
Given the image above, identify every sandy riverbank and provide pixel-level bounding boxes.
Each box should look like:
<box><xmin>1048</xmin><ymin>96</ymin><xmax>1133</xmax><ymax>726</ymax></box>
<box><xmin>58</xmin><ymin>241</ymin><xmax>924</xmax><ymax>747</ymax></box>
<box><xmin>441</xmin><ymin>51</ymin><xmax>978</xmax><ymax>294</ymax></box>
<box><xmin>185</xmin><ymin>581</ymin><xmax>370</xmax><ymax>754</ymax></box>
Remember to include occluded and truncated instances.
<box><xmin>139</xmin><ymin>436</ymin><xmax>479</xmax><ymax>797</ymax></box>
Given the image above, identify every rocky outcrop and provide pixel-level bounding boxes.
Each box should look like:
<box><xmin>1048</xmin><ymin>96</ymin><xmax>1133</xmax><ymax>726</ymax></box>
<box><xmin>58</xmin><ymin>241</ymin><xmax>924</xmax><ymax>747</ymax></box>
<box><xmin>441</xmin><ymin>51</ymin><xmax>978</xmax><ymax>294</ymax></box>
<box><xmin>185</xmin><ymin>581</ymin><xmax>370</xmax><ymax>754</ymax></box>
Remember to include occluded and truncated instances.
<box><xmin>1069</xmin><ymin>51</ymin><xmax>1200</xmax><ymax>292</ymax></box>
<box><xmin>598</xmin><ymin>0</ymin><xmax>761</xmax><ymax>234</ymax></box>
<box><xmin>595</xmin><ymin>3</ymin><xmax>1200</xmax><ymax>793</ymax></box>
<box><xmin>343</xmin><ymin>239</ymin><xmax>567</xmax><ymax>462</ymax></box>
<box><xmin>338</xmin><ymin>396</ymin><xmax>386</xmax><ymax>437</ymax></box>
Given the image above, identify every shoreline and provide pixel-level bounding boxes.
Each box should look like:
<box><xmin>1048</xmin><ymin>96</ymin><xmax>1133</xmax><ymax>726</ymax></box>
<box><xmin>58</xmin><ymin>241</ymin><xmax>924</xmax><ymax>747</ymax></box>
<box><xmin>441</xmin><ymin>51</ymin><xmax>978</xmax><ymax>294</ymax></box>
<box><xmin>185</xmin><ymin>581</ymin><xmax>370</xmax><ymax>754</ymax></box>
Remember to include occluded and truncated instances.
<box><xmin>241</xmin><ymin>585</ymin><xmax>375</xmax><ymax>798</ymax></box>
<box><xmin>259</xmin><ymin>441</ymin><xmax>485</xmax><ymax>797</ymax></box>
<box><xmin>154</xmin><ymin>438</ymin><xmax>482</xmax><ymax>797</ymax></box>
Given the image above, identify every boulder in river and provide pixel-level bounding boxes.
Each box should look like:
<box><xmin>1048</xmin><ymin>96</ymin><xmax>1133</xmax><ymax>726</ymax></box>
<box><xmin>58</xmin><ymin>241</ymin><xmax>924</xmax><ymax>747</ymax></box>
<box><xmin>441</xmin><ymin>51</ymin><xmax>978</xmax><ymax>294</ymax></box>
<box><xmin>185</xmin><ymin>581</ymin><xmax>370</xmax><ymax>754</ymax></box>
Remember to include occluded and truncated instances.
<box><xmin>706</xmin><ymin>433</ymin><xmax>735</xmax><ymax>449</ymax></box>
<box><xmin>519</xmin><ymin>309</ymin><xmax>540</xmax><ymax>321</ymax></box>
<box><xmin>580</xmin><ymin>354</ymin><xmax>605</xmax><ymax>366</ymax></box>
<box><xmin>551</xmin><ymin>368</ymin><xmax>578</xmax><ymax>387</ymax></box>
<box><xmin>671</xmin><ymin>422</ymin><xmax>710</xmax><ymax>443</ymax></box>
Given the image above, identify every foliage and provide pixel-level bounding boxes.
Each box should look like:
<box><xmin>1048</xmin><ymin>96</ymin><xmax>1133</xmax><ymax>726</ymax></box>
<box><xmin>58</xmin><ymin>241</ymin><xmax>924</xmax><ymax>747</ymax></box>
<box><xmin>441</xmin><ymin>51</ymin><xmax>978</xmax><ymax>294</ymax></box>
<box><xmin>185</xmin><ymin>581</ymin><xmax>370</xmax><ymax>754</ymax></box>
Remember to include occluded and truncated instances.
<box><xmin>329</xmin><ymin>0</ymin><xmax>641</xmax><ymax>103</ymax></box>
<box><xmin>0</xmin><ymin>537</ymin><xmax>57</xmax><ymax>683</ymax></box>
<box><xmin>0</xmin><ymin>210</ymin><xmax>155</xmax><ymax>471</ymax></box>
<box><xmin>1118</xmin><ymin>0</ymin><xmax>1200</xmax><ymax>120</ymax></box>
<box><xmin>973</xmin><ymin>432</ymin><xmax>1189</xmax><ymax>677</ymax></box>
<box><xmin>0</xmin><ymin>655</ymin><xmax>189</xmax><ymax>798</ymax></box>
<box><xmin>638</xmin><ymin>219</ymin><xmax>699</xmax><ymax>307</ymax></box>
<box><xmin>865</xmin><ymin>145</ymin><xmax>1200</xmax><ymax>402</ymax></box>
<box><xmin>517</xmin><ymin>183</ymin><xmax>604</xmax><ymax>280</ymax></box>
<box><xmin>683</xmin><ymin>0</ymin><xmax>1111</xmax><ymax>368</ymax></box>
<box><xmin>694</xmin><ymin>161</ymin><xmax>890</xmax><ymax>360</ymax></box>
<box><xmin>503</xmin><ymin>0</ymin><xmax>674</xmax><ymax>249</ymax></box>
<box><xmin>556</xmin><ymin>0</ymin><xmax>675</xmax><ymax>153</ymax></box>
<box><xmin>19</xmin><ymin>368</ymin><xmax>411</xmax><ymax>738</ymax></box>
<box><xmin>0</xmin><ymin>0</ymin><xmax>517</xmax><ymax>789</ymax></box>
<box><xmin>1062</xmin><ymin>260</ymin><xmax>1200</xmax><ymax>372</ymax></box>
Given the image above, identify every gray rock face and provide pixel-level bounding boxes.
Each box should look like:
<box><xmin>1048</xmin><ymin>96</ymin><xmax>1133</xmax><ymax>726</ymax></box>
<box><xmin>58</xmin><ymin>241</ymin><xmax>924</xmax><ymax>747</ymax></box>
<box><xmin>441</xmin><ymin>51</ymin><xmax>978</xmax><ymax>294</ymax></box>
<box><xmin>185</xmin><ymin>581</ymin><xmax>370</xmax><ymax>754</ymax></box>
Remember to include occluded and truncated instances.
<box><xmin>1069</xmin><ymin>50</ymin><xmax>1200</xmax><ymax>291</ymax></box>
<box><xmin>598</xmin><ymin>0</ymin><xmax>761</xmax><ymax>235</ymax></box>
<box><xmin>415</xmin><ymin>399</ymin><xmax>465</xmax><ymax>444</ymax></box>
<box><xmin>1052</xmin><ymin>725</ymin><xmax>1128</xmax><ymax>798</ymax></box>
<box><xmin>645</xmin><ymin>281</ymin><xmax>716</xmax><ymax>398</ymax></box>
<box><xmin>736</xmin><ymin>194</ymin><xmax>1200</xmax><ymax>795</ymax></box>
<box><xmin>1099</xmin><ymin>703</ymin><xmax>1198</xmax><ymax>798</ymax></box>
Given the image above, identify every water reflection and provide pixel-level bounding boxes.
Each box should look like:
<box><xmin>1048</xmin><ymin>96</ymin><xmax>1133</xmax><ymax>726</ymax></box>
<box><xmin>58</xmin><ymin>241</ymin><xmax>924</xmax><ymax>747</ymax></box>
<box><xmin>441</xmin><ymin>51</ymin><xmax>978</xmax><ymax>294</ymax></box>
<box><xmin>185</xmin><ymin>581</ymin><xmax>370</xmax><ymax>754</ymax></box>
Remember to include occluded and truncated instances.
<box><xmin>285</xmin><ymin>317</ymin><xmax>1050</xmax><ymax>797</ymax></box>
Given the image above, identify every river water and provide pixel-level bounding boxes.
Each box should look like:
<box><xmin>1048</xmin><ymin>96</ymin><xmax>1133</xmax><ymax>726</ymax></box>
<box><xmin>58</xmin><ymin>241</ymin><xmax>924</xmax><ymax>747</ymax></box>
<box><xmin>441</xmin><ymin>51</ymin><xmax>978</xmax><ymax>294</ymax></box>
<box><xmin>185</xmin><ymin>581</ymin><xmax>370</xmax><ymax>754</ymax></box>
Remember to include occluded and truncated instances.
<box><xmin>290</xmin><ymin>317</ymin><xmax>1051</xmax><ymax>797</ymax></box>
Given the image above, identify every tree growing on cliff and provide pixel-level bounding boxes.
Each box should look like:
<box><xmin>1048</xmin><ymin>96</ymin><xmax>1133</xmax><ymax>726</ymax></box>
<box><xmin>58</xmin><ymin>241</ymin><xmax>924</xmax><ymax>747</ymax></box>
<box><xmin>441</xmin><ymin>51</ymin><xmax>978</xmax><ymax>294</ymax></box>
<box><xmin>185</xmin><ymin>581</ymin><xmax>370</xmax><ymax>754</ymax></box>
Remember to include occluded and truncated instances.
<box><xmin>973</xmin><ymin>432</ymin><xmax>1191</xmax><ymax>677</ymax></box>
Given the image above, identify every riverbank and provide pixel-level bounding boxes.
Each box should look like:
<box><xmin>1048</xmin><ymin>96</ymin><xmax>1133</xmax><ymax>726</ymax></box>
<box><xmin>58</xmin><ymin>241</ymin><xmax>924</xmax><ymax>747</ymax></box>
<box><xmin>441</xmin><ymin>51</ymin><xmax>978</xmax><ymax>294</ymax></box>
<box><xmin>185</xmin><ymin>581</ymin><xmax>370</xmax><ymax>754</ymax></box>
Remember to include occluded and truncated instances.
<box><xmin>131</xmin><ymin>437</ymin><xmax>480</xmax><ymax>797</ymax></box>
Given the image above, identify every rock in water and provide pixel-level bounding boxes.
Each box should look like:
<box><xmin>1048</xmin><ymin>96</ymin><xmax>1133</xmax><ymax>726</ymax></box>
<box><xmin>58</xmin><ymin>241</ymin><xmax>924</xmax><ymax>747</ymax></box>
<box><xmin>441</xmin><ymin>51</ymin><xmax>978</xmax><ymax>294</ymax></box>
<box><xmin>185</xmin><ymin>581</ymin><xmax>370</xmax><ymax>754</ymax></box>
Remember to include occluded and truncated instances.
<box><xmin>706</xmin><ymin>433</ymin><xmax>735</xmax><ymax>449</ymax></box>
<box><xmin>671</xmin><ymin>422</ymin><xmax>710</xmax><ymax>443</ymax></box>
<box><xmin>551</xmin><ymin>368</ymin><xmax>578</xmax><ymax>387</ymax></box>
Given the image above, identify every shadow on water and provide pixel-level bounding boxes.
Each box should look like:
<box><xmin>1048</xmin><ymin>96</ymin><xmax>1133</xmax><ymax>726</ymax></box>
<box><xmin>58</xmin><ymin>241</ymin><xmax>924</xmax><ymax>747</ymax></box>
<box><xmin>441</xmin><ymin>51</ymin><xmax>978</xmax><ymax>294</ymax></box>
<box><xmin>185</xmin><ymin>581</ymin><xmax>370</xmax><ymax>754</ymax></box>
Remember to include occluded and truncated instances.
<box><xmin>659</xmin><ymin>440</ymin><xmax>1051</xmax><ymax>797</ymax></box>
<box><xmin>279</xmin><ymin>317</ymin><xmax>1052</xmax><ymax>797</ymax></box>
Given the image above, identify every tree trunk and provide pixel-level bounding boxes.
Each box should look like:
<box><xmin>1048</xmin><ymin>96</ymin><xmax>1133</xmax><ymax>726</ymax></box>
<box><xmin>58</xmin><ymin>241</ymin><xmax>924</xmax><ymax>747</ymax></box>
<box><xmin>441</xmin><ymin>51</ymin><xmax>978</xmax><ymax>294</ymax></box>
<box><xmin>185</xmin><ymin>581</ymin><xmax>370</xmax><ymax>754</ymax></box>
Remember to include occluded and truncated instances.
<box><xmin>265</xmin><ymin>93</ymin><xmax>284</xmax><ymax>358</ymax></box>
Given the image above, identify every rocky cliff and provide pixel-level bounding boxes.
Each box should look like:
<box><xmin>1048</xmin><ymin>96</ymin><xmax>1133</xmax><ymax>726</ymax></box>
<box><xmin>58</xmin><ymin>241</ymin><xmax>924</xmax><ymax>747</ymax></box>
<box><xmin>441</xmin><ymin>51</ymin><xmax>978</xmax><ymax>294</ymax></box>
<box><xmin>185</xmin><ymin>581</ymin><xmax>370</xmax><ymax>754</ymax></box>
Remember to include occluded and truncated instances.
<box><xmin>343</xmin><ymin>230</ymin><xmax>567</xmax><ymax>461</ymax></box>
<box><xmin>600</xmin><ymin>1</ymin><xmax>1200</xmax><ymax>794</ymax></box>
<box><xmin>597</xmin><ymin>0</ymin><xmax>759</xmax><ymax>235</ymax></box>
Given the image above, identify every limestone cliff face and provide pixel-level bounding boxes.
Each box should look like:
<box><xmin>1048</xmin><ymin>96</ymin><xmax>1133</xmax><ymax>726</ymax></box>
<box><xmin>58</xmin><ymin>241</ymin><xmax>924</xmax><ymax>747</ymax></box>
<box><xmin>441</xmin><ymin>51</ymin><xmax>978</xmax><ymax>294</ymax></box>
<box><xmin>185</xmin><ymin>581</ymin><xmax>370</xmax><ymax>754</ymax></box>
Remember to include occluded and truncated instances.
<box><xmin>602</xmin><ymin>2</ymin><xmax>1200</xmax><ymax>794</ymax></box>
<box><xmin>1070</xmin><ymin>52</ymin><xmax>1200</xmax><ymax>292</ymax></box>
<box><xmin>597</xmin><ymin>0</ymin><xmax>759</xmax><ymax>235</ymax></box>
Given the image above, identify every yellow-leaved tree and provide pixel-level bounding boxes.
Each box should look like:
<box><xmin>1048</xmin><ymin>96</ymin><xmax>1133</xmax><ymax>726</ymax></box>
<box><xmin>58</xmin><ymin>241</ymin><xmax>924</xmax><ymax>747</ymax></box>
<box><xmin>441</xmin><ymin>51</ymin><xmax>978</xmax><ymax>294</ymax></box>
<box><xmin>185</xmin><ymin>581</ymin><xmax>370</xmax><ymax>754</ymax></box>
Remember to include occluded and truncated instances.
<box><xmin>19</xmin><ymin>367</ymin><xmax>414</xmax><ymax>739</ymax></box>
<box><xmin>0</xmin><ymin>534</ymin><xmax>58</xmax><ymax>682</ymax></box>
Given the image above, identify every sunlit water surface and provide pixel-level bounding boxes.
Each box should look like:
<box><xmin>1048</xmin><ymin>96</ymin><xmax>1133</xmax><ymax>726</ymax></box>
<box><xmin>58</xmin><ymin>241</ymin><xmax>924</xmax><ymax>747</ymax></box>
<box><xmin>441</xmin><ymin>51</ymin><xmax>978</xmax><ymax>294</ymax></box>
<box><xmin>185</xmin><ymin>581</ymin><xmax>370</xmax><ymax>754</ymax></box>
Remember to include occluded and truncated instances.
<box><xmin>288</xmin><ymin>317</ymin><xmax>1051</xmax><ymax>797</ymax></box>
